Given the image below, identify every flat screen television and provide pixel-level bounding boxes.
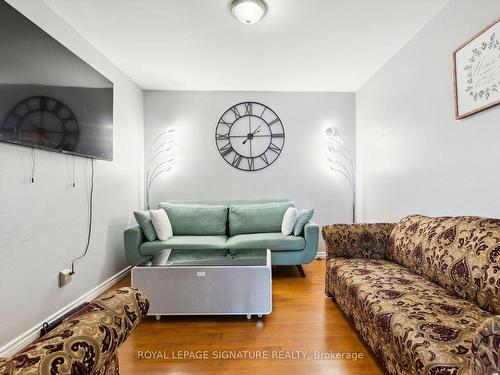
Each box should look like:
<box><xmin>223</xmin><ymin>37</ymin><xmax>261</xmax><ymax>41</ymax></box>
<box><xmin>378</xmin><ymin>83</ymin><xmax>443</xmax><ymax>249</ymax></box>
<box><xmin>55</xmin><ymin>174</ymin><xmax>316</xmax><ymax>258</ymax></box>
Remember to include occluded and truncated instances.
<box><xmin>0</xmin><ymin>0</ymin><xmax>113</xmax><ymax>160</ymax></box>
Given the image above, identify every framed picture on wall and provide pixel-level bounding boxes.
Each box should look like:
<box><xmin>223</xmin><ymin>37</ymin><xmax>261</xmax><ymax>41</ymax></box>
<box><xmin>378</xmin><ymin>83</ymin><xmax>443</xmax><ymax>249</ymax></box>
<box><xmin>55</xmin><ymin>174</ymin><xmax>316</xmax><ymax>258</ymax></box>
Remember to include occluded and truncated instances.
<box><xmin>453</xmin><ymin>17</ymin><xmax>500</xmax><ymax>120</ymax></box>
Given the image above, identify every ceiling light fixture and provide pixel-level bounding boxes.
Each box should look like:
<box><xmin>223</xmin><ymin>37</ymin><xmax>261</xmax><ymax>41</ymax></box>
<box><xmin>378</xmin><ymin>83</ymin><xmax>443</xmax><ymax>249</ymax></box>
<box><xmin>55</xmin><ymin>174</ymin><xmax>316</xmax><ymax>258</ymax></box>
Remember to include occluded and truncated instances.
<box><xmin>231</xmin><ymin>0</ymin><xmax>267</xmax><ymax>25</ymax></box>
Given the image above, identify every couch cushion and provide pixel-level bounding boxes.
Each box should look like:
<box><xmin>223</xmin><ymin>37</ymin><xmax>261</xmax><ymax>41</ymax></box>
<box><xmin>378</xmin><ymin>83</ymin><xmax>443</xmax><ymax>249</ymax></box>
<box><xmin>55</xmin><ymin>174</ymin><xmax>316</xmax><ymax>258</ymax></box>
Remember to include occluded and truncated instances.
<box><xmin>388</xmin><ymin>215</ymin><xmax>500</xmax><ymax>314</ymax></box>
<box><xmin>158</xmin><ymin>203</ymin><xmax>227</xmax><ymax>236</ymax></box>
<box><xmin>226</xmin><ymin>233</ymin><xmax>305</xmax><ymax>251</ymax></box>
<box><xmin>140</xmin><ymin>235</ymin><xmax>227</xmax><ymax>255</ymax></box>
<box><xmin>326</xmin><ymin>258</ymin><xmax>492</xmax><ymax>375</ymax></box>
<box><xmin>228</xmin><ymin>201</ymin><xmax>295</xmax><ymax>236</ymax></box>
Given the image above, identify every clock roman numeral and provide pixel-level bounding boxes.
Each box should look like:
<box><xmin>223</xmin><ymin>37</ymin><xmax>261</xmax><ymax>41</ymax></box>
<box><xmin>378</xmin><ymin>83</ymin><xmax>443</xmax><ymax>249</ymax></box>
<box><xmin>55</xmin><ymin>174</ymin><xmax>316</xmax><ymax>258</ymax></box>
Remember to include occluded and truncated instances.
<box><xmin>219</xmin><ymin>119</ymin><xmax>232</xmax><ymax>127</ymax></box>
<box><xmin>232</xmin><ymin>154</ymin><xmax>242</xmax><ymax>167</ymax></box>
<box><xmin>260</xmin><ymin>153</ymin><xmax>269</xmax><ymax>165</ymax></box>
<box><xmin>247</xmin><ymin>157</ymin><xmax>255</xmax><ymax>170</ymax></box>
<box><xmin>268</xmin><ymin>118</ymin><xmax>280</xmax><ymax>126</ymax></box>
<box><xmin>219</xmin><ymin>143</ymin><xmax>233</xmax><ymax>157</ymax></box>
<box><xmin>230</xmin><ymin>106</ymin><xmax>241</xmax><ymax>120</ymax></box>
<box><xmin>244</xmin><ymin>103</ymin><xmax>253</xmax><ymax>116</ymax></box>
<box><xmin>216</xmin><ymin>132</ymin><xmax>230</xmax><ymax>140</ymax></box>
<box><xmin>61</xmin><ymin>114</ymin><xmax>77</xmax><ymax>123</ymax></box>
<box><xmin>52</xmin><ymin>101</ymin><xmax>64</xmax><ymax>115</ymax></box>
<box><xmin>39</xmin><ymin>97</ymin><xmax>49</xmax><ymax>110</ymax></box>
<box><xmin>269</xmin><ymin>142</ymin><xmax>281</xmax><ymax>154</ymax></box>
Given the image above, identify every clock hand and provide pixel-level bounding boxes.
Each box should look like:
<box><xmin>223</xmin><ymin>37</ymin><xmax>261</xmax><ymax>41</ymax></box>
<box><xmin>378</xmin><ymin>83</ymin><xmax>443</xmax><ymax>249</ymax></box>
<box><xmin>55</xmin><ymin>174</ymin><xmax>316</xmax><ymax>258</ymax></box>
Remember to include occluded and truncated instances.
<box><xmin>242</xmin><ymin>113</ymin><xmax>253</xmax><ymax>145</ymax></box>
<box><xmin>251</xmin><ymin>125</ymin><xmax>262</xmax><ymax>135</ymax></box>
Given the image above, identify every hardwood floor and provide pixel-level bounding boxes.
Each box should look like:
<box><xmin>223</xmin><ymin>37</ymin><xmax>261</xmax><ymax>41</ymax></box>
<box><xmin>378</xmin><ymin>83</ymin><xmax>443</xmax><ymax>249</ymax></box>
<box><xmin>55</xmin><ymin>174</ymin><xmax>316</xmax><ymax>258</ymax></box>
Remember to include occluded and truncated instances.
<box><xmin>113</xmin><ymin>259</ymin><xmax>383</xmax><ymax>375</ymax></box>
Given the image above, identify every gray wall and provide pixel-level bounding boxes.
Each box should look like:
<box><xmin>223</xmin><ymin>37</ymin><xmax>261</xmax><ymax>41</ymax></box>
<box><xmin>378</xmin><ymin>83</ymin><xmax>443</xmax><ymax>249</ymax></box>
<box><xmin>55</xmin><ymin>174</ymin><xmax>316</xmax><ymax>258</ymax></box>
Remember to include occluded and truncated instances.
<box><xmin>356</xmin><ymin>0</ymin><xmax>500</xmax><ymax>222</ymax></box>
<box><xmin>144</xmin><ymin>90</ymin><xmax>356</xmax><ymax>235</ymax></box>
<box><xmin>0</xmin><ymin>0</ymin><xmax>144</xmax><ymax>349</ymax></box>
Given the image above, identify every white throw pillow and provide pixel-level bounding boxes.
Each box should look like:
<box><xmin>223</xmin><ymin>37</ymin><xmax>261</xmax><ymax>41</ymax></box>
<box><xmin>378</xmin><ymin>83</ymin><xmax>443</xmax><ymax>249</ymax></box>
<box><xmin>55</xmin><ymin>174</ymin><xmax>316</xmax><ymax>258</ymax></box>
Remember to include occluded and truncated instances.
<box><xmin>281</xmin><ymin>207</ymin><xmax>298</xmax><ymax>236</ymax></box>
<box><xmin>150</xmin><ymin>209</ymin><xmax>173</xmax><ymax>241</ymax></box>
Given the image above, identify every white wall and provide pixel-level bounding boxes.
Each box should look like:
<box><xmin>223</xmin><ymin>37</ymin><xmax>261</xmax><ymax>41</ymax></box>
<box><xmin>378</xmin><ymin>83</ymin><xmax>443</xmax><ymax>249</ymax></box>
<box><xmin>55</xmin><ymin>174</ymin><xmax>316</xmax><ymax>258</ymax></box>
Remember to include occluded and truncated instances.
<box><xmin>144</xmin><ymin>90</ymin><xmax>355</xmax><ymax>234</ymax></box>
<box><xmin>356</xmin><ymin>0</ymin><xmax>500</xmax><ymax>222</ymax></box>
<box><xmin>0</xmin><ymin>0</ymin><xmax>144</xmax><ymax>349</ymax></box>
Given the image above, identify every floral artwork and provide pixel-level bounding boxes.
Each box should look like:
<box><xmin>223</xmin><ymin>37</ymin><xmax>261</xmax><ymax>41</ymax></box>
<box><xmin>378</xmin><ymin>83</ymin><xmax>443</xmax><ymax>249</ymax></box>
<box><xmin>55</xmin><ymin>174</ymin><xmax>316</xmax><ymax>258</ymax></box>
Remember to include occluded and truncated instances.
<box><xmin>453</xmin><ymin>18</ymin><xmax>500</xmax><ymax>119</ymax></box>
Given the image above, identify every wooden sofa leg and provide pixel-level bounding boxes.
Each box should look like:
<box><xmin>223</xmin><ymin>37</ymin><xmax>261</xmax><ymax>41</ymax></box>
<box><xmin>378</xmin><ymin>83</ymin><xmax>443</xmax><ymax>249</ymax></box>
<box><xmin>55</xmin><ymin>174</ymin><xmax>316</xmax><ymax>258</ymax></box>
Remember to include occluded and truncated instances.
<box><xmin>297</xmin><ymin>265</ymin><xmax>306</xmax><ymax>278</ymax></box>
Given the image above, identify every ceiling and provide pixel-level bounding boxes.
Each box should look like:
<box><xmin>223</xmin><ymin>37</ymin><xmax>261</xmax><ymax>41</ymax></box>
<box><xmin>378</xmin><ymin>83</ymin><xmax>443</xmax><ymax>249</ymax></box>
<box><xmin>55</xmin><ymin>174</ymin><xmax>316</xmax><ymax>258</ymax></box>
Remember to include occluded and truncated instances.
<box><xmin>41</xmin><ymin>0</ymin><xmax>450</xmax><ymax>92</ymax></box>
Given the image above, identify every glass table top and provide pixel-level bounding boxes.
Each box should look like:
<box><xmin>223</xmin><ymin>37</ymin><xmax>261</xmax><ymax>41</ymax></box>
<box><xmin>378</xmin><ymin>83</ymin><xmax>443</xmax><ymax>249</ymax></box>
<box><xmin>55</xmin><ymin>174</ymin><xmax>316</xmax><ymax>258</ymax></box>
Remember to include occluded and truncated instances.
<box><xmin>138</xmin><ymin>249</ymin><xmax>268</xmax><ymax>267</ymax></box>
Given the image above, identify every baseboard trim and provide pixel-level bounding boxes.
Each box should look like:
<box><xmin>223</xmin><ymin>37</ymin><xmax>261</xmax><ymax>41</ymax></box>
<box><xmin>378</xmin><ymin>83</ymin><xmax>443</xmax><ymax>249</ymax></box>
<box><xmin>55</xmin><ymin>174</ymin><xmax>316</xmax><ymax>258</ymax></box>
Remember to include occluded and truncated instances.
<box><xmin>316</xmin><ymin>251</ymin><xmax>326</xmax><ymax>259</ymax></box>
<box><xmin>0</xmin><ymin>266</ymin><xmax>131</xmax><ymax>358</ymax></box>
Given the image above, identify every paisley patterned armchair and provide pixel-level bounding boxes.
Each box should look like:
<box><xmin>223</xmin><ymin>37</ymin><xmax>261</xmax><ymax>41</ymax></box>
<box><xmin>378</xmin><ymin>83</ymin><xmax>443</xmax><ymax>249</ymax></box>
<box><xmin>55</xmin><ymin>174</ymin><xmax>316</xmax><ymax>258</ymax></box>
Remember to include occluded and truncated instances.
<box><xmin>323</xmin><ymin>215</ymin><xmax>500</xmax><ymax>375</ymax></box>
<box><xmin>0</xmin><ymin>287</ymin><xmax>149</xmax><ymax>375</ymax></box>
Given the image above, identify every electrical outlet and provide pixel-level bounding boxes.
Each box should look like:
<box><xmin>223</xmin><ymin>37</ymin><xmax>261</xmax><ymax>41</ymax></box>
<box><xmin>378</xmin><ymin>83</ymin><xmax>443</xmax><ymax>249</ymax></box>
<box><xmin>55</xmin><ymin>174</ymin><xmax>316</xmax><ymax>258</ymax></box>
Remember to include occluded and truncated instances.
<box><xmin>59</xmin><ymin>269</ymin><xmax>72</xmax><ymax>287</ymax></box>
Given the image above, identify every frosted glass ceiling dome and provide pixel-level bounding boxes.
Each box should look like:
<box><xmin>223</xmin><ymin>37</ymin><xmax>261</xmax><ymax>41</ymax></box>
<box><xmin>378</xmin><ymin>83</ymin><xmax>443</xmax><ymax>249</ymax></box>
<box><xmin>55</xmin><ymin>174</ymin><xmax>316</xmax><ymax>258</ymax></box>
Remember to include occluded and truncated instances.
<box><xmin>231</xmin><ymin>0</ymin><xmax>267</xmax><ymax>25</ymax></box>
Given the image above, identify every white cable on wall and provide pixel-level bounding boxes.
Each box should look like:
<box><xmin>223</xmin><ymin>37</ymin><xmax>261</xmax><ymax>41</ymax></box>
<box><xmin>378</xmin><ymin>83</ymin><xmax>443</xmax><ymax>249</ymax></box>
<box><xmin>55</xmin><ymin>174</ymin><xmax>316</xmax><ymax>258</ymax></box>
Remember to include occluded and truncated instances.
<box><xmin>31</xmin><ymin>147</ymin><xmax>36</xmax><ymax>183</ymax></box>
<box><xmin>70</xmin><ymin>158</ymin><xmax>95</xmax><ymax>275</ymax></box>
<box><xmin>72</xmin><ymin>156</ymin><xmax>76</xmax><ymax>188</ymax></box>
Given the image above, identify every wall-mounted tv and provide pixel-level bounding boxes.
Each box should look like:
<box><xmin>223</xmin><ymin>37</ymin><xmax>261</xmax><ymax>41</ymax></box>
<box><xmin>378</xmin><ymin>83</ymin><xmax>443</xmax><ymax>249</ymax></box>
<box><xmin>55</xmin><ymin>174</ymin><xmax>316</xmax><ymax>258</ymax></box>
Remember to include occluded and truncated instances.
<box><xmin>0</xmin><ymin>0</ymin><xmax>113</xmax><ymax>160</ymax></box>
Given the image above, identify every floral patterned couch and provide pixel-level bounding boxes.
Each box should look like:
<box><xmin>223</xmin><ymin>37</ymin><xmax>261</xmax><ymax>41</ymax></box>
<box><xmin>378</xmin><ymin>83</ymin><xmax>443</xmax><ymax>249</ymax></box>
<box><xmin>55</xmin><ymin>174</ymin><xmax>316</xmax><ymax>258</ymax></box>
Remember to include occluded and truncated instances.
<box><xmin>323</xmin><ymin>215</ymin><xmax>500</xmax><ymax>375</ymax></box>
<box><xmin>0</xmin><ymin>287</ymin><xmax>149</xmax><ymax>375</ymax></box>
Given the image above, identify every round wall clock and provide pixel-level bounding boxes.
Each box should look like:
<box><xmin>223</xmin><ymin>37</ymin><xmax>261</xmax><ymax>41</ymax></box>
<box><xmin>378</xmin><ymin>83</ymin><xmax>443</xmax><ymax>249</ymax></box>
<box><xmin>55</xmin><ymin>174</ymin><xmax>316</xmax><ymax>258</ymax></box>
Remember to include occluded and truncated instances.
<box><xmin>215</xmin><ymin>101</ymin><xmax>285</xmax><ymax>171</ymax></box>
<box><xmin>1</xmin><ymin>96</ymin><xmax>79</xmax><ymax>151</ymax></box>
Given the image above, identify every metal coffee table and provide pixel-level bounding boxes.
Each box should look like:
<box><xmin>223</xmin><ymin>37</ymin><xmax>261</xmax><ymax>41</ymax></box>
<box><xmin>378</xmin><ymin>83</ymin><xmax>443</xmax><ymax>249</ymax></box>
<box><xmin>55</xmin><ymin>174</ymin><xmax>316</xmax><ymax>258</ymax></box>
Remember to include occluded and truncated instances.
<box><xmin>131</xmin><ymin>248</ymin><xmax>272</xmax><ymax>320</ymax></box>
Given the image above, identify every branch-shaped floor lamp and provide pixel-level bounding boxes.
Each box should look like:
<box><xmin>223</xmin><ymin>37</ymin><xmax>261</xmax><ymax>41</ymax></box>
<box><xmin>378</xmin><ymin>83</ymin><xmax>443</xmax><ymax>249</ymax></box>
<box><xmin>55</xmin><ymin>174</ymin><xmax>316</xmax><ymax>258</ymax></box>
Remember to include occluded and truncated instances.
<box><xmin>146</xmin><ymin>127</ymin><xmax>176</xmax><ymax>209</ymax></box>
<box><xmin>325</xmin><ymin>127</ymin><xmax>356</xmax><ymax>223</ymax></box>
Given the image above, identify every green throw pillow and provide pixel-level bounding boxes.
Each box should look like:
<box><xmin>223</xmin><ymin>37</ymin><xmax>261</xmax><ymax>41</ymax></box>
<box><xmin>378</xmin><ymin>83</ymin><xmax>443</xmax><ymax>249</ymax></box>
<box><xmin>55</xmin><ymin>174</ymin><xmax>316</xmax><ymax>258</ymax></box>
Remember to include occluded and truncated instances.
<box><xmin>134</xmin><ymin>211</ymin><xmax>157</xmax><ymax>241</ymax></box>
<box><xmin>293</xmin><ymin>208</ymin><xmax>314</xmax><ymax>236</ymax></box>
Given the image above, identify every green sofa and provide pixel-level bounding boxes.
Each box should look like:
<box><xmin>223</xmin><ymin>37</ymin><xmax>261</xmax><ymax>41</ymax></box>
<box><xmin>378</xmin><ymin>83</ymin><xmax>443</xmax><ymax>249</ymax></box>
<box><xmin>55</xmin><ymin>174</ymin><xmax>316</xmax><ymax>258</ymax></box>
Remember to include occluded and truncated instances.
<box><xmin>124</xmin><ymin>198</ymin><xmax>319</xmax><ymax>276</ymax></box>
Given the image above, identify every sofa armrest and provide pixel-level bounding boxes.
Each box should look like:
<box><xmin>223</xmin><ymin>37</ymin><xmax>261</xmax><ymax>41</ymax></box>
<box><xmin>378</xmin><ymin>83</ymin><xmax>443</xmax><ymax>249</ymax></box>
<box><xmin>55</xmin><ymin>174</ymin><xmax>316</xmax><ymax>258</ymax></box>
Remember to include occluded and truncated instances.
<box><xmin>124</xmin><ymin>225</ymin><xmax>151</xmax><ymax>266</ymax></box>
<box><xmin>471</xmin><ymin>315</ymin><xmax>500</xmax><ymax>375</ymax></box>
<box><xmin>322</xmin><ymin>223</ymin><xmax>395</xmax><ymax>260</ymax></box>
<box><xmin>0</xmin><ymin>287</ymin><xmax>149</xmax><ymax>375</ymax></box>
<box><xmin>301</xmin><ymin>221</ymin><xmax>320</xmax><ymax>264</ymax></box>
